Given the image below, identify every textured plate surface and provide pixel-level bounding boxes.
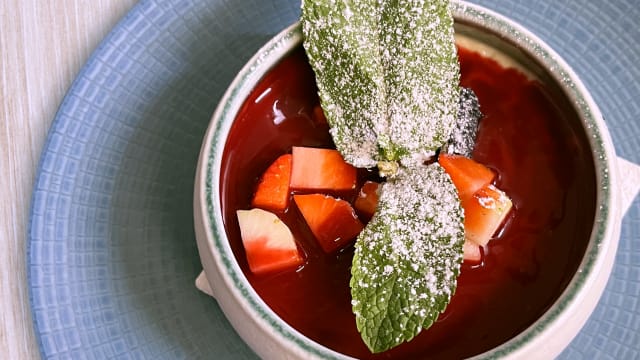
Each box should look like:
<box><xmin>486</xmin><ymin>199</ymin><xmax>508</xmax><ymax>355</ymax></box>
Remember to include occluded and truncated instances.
<box><xmin>28</xmin><ymin>0</ymin><xmax>639</xmax><ymax>359</ymax></box>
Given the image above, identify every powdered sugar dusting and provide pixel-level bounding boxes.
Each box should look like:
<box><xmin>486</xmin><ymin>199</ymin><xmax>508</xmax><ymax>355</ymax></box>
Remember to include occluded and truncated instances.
<box><xmin>443</xmin><ymin>87</ymin><xmax>482</xmax><ymax>157</ymax></box>
<box><xmin>350</xmin><ymin>164</ymin><xmax>464</xmax><ymax>351</ymax></box>
<box><xmin>302</xmin><ymin>0</ymin><xmax>466</xmax><ymax>352</ymax></box>
<box><xmin>302</xmin><ymin>0</ymin><xmax>460</xmax><ymax>166</ymax></box>
<box><xmin>382</xmin><ymin>1</ymin><xmax>460</xmax><ymax>163</ymax></box>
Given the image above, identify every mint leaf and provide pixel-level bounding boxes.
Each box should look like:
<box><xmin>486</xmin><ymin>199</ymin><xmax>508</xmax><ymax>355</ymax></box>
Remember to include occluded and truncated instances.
<box><xmin>302</xmin><ymin>0</ymin><xmax>466</xmax><ymax>353</ymax></box>
<box><xmin>301</xmin><ymin>0</ymin><xmax>460</xmax><ymax>167</ymax></box>
<box><xmin>350</xmin><ymin>164</ymin><xmax>464</xmax><ymax>353</ymax></box>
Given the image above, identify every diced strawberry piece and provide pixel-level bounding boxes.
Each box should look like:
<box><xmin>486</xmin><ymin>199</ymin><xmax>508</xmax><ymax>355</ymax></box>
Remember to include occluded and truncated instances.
<box><xmin>438</xmin><ymin>153</ymin><xmax>495</xmax><ymax>200</ymax></box>
<box><xmin>290</xmin><ymin>146</ymin><xmax>357</xmax><ymax>191</ymax></box>
<box><xmin>236</xmin><ymin>208</ymin><xmax>304</xmax><ymax>275</ymax></box>
<box><xmin>439</xmin><ymin>154</ymin><xmax>513</xmax><ymax>247</ymax></box>
<box><xmin>463</xmin><ymin>240</ymin><xmax>482</xmax><ymax>263</ymax></box>
<box><xmin>293</xmin><ymin>194</ymin><xmax>364</xmax><ymax>253</ymax></box>
<box><xmin>463</xmin><ymin>184</ymin><xmax>513</xmax><ymax>246</ymax></box>
<box><xmin>354</xmin><ymin>181</ymin><xmax>380</xmax><ymax>219</ymax></box>
<box><xmin>251</xmin><ymin>154</ymin><xmax>292</xmax><ymax>212</ymax></box>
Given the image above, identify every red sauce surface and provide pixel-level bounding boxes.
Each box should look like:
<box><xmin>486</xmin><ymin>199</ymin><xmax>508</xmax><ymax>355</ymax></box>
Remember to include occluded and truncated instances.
<box><xmin>220</xmin><ymin>46</ymin><xmax>596</xmax><ymax>359</ymax></box>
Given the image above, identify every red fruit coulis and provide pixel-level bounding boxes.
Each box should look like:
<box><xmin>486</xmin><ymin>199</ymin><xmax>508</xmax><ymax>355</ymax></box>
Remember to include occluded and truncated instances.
<box><xmin>220</xmin><ymin>46</ymin><xmax>596</xmax><ymax>359</ymax></box>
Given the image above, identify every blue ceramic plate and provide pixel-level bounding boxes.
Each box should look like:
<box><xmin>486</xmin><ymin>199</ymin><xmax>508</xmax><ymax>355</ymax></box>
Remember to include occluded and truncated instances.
<box><xmin>28</xmin><ymin>0</ymin><xmax>640</xmax><ymax>359</ymax></box>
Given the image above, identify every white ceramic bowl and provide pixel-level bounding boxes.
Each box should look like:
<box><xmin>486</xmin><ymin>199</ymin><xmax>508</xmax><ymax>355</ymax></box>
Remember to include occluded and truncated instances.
<box><xmin>194</xmin><ymin>2</ymin><xmax>623</xmax><ymax>359</ymax></box>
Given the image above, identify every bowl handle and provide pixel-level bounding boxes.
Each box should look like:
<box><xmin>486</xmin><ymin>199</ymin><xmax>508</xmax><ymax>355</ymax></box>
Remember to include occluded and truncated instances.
<box><xmin>195</xmin><ymin>271</ymin><xmax>216</xmax><ymax>298</ymax></box>
<box><xmin>617</xmin><ymin>156</ymin><xmax>640</xmax><ymax>215</ymax></box>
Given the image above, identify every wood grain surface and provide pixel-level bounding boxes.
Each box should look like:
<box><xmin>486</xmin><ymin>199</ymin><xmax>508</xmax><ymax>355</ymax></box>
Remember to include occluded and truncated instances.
<box><xmin>1</xmin><ymin>1</ymin><xmax>138</xmax><ymax>358</ymax></box>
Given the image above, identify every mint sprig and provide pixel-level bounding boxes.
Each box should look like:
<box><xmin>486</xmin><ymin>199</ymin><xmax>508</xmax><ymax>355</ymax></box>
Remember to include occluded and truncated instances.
<box><xmin>301</xmin><ymin>0</ymin><xmax>464</xmax><ymax>353</ymax></box>
<box><xmin>351</xmin><ymin>165</ymin><xmax>464</xmax><ymax>352</ymax></box>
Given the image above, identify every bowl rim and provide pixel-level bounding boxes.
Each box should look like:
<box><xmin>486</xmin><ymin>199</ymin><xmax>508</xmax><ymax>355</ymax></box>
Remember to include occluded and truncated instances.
<box><xmin>195</xmin><ymin>1</ymin><xmax>620</xmax><ymax>359</ymax></box>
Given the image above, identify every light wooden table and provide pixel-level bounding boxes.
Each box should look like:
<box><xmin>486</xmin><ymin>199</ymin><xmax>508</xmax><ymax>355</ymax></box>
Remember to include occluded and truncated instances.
<box><xmin>1</xmin><ymin>1</ymin><xmax>138</xmax><ymax>358</ymax></box>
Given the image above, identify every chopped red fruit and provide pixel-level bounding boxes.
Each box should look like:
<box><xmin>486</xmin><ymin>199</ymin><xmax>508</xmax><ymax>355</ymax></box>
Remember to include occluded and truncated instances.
<box><xmin>290</xmin><ymin>146</ymin><xmax>357</xmax><ymax>191</ymax></box>
<box><xmin>293</xmin><ymin>194</ymin><xmax>364</xmax><ymax>253</ymax></box>
<box><xmin>236</xmin><ymin>208</ymin><xmax>304</xmax><ymax>275</ymax></box>
<box><xmin>438</xmin><ymin>154</ymin><xmax>512</xmax><ymax>246</ymax></box>
<box><xmin>354</xmin><ymin>181</ymin><xmax>380</xmax><ymax>219</ymax></box>
<box><xmin>463</xmin><ymin>240</ymin><xmax>482</xmax><ymax>263</ymax></box>
<box><xmin>438</xmin><ymin>153</ymin><xmax>495</xmax><ymax>200</ymax></box>
<box><xmin>463</xmin><ymin>184</ymin><xmax>513</xmax><ymax>246</ymax></box>
<box><xmin>251</xmin><ymin>154</ymin><xmax>292</xmax><ymax>212</ymax></box>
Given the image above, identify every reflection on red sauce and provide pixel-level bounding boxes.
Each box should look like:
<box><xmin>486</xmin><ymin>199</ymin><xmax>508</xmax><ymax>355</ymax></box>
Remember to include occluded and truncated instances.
<box><xmin>220</xmin><ymin>46</ymin><xmax>596</xmax><ymax>359</ymax></box>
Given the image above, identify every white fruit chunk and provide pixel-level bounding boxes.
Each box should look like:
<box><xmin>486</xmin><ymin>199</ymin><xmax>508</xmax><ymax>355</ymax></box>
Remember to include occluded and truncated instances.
<box><xmin>236</xmin><ymin>208</ymin><xmax>303</xmax><ymax>275</ymax></box>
